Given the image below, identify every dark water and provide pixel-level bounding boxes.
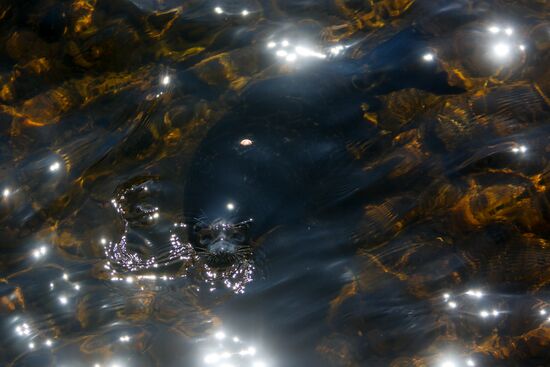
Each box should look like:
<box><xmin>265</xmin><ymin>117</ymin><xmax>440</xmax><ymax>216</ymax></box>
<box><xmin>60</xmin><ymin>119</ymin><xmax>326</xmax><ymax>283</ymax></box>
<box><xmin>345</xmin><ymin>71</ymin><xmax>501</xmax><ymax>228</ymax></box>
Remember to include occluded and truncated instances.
<box><xmin>1</xmin><ymin>0</ymin><xmax>550</xmax><ymax>366</ymax></box>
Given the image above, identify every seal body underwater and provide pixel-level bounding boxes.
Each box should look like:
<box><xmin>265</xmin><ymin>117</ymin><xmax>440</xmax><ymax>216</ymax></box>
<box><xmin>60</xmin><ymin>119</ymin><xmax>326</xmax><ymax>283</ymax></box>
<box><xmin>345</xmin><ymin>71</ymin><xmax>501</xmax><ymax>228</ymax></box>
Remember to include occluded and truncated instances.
<box><xmin>180</xmin><ymin>70</ymin><xmax>374</xmax><ymax>275</ymax></box>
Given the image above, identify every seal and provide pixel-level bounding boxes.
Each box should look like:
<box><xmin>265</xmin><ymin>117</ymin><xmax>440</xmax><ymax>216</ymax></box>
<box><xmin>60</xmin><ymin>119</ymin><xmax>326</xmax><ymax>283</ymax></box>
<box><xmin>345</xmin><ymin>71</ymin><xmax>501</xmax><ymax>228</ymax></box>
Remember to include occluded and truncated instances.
<box><xmin>181</xmin><ymin>71</ymin><xmax>372</xmax><ymax>276</ymax></box>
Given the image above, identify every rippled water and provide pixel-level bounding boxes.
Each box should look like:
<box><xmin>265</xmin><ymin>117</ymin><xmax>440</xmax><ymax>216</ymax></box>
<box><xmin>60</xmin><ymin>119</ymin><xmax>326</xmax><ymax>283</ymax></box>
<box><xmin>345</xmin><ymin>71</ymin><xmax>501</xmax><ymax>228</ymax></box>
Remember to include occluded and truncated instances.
<box><xmin>1</xmin><ymin>0</ymin><xmax>550</xmax><ymax>366</ymax></box>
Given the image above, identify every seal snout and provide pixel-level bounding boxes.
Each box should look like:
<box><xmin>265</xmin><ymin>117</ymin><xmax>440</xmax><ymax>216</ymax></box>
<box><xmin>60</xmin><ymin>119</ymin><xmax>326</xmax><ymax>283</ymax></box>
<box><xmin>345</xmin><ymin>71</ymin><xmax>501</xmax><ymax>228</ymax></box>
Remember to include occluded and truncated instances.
<box><xmin>193</xmin><ymin>219</ymin><xmax>252</xmax><ymax>268</ymax></box>
<box><xmin>208</xmin><ymin>239</ymin><xmax>238</xmax><ymax>255</ymax></box>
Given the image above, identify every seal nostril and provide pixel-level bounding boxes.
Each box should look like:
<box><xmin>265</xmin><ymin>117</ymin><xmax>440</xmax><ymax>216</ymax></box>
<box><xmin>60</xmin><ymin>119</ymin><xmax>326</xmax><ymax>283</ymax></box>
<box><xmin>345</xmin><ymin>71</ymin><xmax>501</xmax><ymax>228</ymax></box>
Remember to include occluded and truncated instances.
<box><xmin>208</xmin><ymin>240</ymin><xmax>237</xmax><ymax>255</ymax></box>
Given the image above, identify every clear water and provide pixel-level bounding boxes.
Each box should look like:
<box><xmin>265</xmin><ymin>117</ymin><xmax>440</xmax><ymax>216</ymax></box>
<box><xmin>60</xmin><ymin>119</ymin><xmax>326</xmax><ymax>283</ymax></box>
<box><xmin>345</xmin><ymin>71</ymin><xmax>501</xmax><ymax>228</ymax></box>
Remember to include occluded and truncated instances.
<box><xmin>1</xmin><ymin>1</ymin><xmax>550</xmax><ymax>366</ymax></box>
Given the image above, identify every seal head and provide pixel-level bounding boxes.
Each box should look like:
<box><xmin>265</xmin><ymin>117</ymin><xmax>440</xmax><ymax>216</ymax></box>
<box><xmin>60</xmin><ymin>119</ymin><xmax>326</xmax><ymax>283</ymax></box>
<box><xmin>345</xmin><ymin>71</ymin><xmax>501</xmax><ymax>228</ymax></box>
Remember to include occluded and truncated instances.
<box><xmin>191</xmin><ymin>218</ymin><xmax>253</xmax><ymax>268</ymax></box>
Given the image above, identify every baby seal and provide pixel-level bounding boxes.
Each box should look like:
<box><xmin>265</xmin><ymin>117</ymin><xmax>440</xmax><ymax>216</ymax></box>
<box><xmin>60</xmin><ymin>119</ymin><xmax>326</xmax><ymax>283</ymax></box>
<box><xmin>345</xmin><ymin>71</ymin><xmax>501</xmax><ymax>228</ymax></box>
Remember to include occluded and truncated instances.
<box><xmin>182</xmin><ymin>73</ymin><xmax>370</xmax><ymax>276</ymax></box>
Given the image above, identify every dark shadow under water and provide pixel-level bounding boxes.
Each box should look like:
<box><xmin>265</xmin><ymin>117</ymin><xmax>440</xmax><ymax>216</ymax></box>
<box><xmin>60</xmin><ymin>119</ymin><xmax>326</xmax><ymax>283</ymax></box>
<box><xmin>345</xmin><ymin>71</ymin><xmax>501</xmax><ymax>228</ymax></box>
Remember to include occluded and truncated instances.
<box><xmin>1</xmin><ymin>0</ymin><xmax>550</xmax><ymax>366</ymax></box>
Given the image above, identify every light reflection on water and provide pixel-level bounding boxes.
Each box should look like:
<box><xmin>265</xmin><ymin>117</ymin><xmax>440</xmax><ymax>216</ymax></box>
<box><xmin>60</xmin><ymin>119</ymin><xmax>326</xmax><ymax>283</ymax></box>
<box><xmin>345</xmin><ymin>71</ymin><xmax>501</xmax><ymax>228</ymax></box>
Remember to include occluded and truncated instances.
<box><xmin>1</xmin><ymin>0</ymin><xmax>550</xmax><ymax>366</ymax></box>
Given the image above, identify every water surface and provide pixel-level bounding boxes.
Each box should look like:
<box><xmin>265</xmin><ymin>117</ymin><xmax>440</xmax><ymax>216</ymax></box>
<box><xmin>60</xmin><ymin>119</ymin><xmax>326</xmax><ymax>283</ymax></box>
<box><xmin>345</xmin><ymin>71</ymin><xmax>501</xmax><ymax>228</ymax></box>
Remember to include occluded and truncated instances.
<box><xmin>1</xmin><ymin>1</ymin><xmax>550</xmax><ymax>366</ymax></box>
